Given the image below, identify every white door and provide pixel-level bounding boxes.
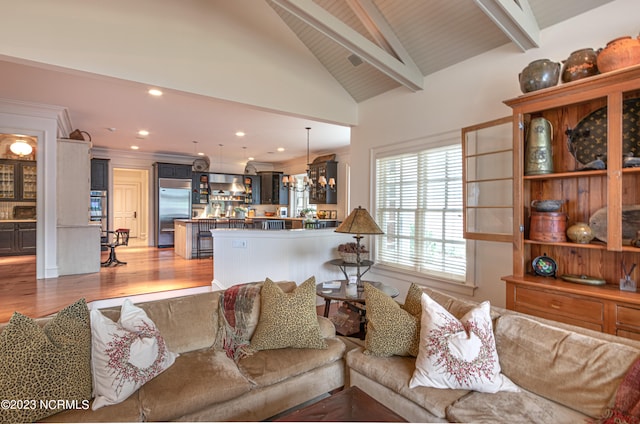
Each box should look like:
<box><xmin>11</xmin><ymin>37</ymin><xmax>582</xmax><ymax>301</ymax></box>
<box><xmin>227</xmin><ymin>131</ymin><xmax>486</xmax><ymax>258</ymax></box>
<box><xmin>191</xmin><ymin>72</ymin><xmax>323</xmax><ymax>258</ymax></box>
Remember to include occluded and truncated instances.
<box><xmin>114</xmin><ymin>183</ymin><xmax>139</xmax><ymax>238</ymax></box>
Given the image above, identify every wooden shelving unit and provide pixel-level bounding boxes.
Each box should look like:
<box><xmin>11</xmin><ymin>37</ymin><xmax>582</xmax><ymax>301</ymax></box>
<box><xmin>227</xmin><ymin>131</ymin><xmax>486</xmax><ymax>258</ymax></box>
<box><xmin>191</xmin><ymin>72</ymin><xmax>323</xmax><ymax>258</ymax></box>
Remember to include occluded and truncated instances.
<box><xmin>502</xmin><ymin>64</ymin><xmax>640</xmax><ymax>340</ymax></box>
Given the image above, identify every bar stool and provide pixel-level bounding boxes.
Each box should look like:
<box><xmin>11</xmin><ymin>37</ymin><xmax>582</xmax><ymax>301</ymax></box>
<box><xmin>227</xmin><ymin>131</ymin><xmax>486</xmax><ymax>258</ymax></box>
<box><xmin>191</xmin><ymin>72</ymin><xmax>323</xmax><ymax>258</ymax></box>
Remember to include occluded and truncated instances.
<box><xmin>197</xmin><ymin>219</ymin><xmax>217</xmax><ymax>259</ymax></box>
<box><xmin>228</xmin><ymin>219</ymin><xmax>246</xmax><ymax>229</ymax></box>
<box><xmin>101</xmin><ymin>228</ymin><xmax>130</xmax><ymax>267</ymax></box>
<box><xmin>262</xmin><ymin>220</ymin><xmax>285</xmax><ymax>230</ymax></box>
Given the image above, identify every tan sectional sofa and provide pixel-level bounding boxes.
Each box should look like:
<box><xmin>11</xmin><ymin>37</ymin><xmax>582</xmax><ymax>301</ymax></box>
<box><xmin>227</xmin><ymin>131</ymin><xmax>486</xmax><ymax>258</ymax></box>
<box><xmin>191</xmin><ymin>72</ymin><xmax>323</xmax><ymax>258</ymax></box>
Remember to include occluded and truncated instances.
<box><xmin>1</xmin><ymin>282</ymin><xmax>346</xmax><ymax>422</ymax></box>
<box><xmin>346</xmin><ymin>287</ymin><xmax>640</xmax><ymax>423</ymax></box>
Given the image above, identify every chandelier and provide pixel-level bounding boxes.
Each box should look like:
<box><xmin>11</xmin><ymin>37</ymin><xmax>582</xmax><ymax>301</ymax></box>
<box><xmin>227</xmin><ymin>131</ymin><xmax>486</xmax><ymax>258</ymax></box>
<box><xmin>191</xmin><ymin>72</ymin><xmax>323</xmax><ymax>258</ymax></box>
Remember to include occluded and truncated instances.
<box><xmin>283</xmin><ymin>127</ymin><xmax>314</xmax><ymax>192</ymax></box>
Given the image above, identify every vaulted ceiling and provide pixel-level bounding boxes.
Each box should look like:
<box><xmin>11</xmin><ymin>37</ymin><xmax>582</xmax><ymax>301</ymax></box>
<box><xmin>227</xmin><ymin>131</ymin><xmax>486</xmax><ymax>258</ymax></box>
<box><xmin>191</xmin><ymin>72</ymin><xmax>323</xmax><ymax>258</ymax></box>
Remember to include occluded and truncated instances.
<box><xmin>0</xmin><ymin>0</ymin><xmax>613</xmax><ymax>166</ymax></box>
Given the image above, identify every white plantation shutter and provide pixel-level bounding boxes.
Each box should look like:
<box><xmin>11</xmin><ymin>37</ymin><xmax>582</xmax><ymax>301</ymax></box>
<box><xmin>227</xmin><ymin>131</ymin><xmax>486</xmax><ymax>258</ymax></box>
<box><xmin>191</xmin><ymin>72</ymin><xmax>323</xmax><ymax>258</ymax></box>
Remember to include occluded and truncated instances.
<box><xmin>375</xmin><ymin>144</ymin><xmax>466</xmax><ymax>281</ymax></box>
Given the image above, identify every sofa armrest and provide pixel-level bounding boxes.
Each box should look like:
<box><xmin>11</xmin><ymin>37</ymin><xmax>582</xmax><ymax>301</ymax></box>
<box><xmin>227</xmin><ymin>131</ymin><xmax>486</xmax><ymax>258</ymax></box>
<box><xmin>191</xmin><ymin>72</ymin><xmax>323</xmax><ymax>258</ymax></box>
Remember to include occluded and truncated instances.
<box><xmin>318</xmin><ymin>316</ymin><xmax>336</xmax><ymax>338</ymax></box>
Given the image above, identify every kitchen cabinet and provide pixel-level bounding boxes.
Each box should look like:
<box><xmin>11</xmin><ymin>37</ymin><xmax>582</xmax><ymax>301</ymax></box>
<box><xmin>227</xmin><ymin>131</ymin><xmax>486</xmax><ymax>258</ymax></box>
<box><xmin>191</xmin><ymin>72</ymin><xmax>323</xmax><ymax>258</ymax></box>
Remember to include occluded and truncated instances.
<box><xmin>156</xmin><ymin>162</ymin><xmax>192</xmax><ymax>179</ymax></box>
<box><xmin>244</xmin><ymin>175</ymin><xmax>260</xmax><ymax>205</ymax></box>
<box><xmin>501</xmin><ymin>65</ymin><xmax>640</xmax><ymax>339</ymax></box>
<box><xmin>90</xmin><ymin>158</ymin><xmax>109</xmax><ymax>191</ymax></box>
<box><xmin>0</xmin><ymin>222</ymin><xmax>36</xmax><ymax>255</ymax></box>
<box><xmin>0</xmin><ymin>160</ymin><xmax>36</xmax><ymax>201</ymax></box>
<box><xmin>192</xmin><ymin>172</ymin><xmax>209</xmax><ymax>205</ymax></box>
<box><xmin>258</xmin><ymin>171</ymin><xmax>288</xmax><ymax>205</ymax></box>
<box><xmin>309</xmin><ymin>160</ymin><xmax>337</xmax><ymax>204</ymax></box>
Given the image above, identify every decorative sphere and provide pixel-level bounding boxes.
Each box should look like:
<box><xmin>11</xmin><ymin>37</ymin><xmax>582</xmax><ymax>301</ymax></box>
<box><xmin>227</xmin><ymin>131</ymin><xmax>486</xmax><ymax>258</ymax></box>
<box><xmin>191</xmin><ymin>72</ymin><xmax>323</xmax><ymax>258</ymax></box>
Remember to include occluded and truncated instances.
<box><xmin>566</xmin><ymin>222</ymin><xmax>595</xmax><ymax>244</ymax></box>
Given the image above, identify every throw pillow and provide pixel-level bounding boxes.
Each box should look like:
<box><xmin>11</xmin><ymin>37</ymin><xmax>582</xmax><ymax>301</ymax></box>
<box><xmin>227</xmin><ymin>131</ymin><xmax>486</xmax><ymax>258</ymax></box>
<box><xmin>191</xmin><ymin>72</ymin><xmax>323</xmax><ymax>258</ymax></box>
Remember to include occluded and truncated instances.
<box><xmin>409</xmin><ymin>292</ymin><xmax>519</xmax><ymax>393</ymax></box>
<box><xmin>91</xmin><ymin>299</ymin><xmax>178</xmax><ymax>410</ymax></box>
<box><xmin>0</xmin><ymin>299</ymin><xmax>92</xmax><ymax>423</ymax></box>
<box><xmin>364</xmin><ymin>282</ymin><xmax>422</xmax><ymax>357</ymax></box>
<box><xmin>250</xmin><ymin>277</ymin><xmax>327</xmax><ymax>350</ymax></box>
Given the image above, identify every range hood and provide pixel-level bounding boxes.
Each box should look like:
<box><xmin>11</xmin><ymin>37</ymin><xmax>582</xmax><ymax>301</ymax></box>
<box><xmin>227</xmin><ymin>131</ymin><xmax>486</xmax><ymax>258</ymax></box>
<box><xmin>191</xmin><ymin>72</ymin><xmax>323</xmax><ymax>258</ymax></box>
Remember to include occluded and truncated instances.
<box><xmin>209</xmin><ymin>174</ymin><xmax>245</xmax><ymax>194</ymax></box>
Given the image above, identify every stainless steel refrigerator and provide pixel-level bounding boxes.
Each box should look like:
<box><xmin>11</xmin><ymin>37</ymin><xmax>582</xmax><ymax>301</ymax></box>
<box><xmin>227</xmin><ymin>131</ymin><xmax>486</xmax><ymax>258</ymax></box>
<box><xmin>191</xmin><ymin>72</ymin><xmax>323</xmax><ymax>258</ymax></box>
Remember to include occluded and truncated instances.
<box><xmin>156</xmin><ymin>178</ymin><xmax>192</xmax><ymax>247</ymax></box>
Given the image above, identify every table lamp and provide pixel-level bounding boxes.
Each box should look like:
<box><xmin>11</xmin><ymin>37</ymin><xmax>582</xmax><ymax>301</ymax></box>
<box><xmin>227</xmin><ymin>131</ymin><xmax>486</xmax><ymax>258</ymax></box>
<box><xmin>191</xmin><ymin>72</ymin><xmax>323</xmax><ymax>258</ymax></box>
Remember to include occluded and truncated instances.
<box><xmin>334</xmin><ymin>206</ymin><xmax>384</xmax><ymax>290</ymax></box>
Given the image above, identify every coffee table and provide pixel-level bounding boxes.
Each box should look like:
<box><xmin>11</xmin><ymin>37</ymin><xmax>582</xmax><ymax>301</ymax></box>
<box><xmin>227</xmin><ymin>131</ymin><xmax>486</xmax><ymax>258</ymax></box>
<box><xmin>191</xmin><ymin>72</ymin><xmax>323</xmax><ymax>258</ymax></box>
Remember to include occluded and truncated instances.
<box><xmin>274</xmin><ymin>386</ymin><xmax>407</xmax><ymax>422</ymax></box>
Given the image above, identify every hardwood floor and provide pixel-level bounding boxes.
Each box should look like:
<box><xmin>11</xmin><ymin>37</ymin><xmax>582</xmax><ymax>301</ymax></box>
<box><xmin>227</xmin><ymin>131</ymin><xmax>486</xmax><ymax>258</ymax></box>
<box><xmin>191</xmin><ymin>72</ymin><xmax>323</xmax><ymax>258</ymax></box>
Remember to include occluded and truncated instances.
<box><xmin>0</xmin><ymin>245</ymin><xmax>213</xmax><ymax>323</ymax></box>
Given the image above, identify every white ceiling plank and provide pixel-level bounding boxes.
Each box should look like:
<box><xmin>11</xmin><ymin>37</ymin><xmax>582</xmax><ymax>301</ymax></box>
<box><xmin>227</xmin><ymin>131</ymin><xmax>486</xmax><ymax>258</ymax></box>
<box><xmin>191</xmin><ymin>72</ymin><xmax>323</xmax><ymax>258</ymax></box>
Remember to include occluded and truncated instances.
<box><xmin>474</xmin><ymin>0</ymin><xmax>540</xmax><ymax>51</ymax></box>
<box><xmin>272</xmin><ymin>0</ymin><xmax>423</xmax><ymax>91</ymax></box>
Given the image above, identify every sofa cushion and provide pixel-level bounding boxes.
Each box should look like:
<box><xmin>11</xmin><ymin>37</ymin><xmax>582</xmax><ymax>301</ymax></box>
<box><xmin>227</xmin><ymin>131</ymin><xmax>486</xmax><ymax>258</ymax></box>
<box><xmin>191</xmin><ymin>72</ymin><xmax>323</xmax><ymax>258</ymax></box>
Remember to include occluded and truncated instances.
<box><xmin>90</xmin><ymin>300</ymin><xmax>178</xmax><ymax>410</ymax></box>
<box><xmin>250</xmin><ymin>277</ymin><xmax>327</xmax><ymax>350</ymax></box>
<box><xmin>138</xmin><ymin>348</ymin><xmax>252</xmax><ymax>421</ymax></box>
<box><xmin>410</xmin><ymin>293</ymin><xmax>518</xmax><ymax>393</ymax></box>
<box><xmin>423</xmin><ymin>287</ymin><xmax>501</xmax><ymax>323</ymax></box>
<box><xmin>346</xmin><ymin>347</ymin><xmax>468</xmax><ymax>419</ymax></box>
<box><xmin>0</xmin><ymin>299</ymin><xmax>92</xmax><ymax>423</ymax></box>
<box><xmin>495</xmin><ymin>313</ymin><xmax>640</xmax><ymax>418</ymax></box>
<box><xmin>446</xmin><ymin>388</ymin><xmax>589</xmax><ymax>424</ymax></box>
<box><xmin>239</xmin><ymin>337</ymin><xmax>345</xmax><ymax>387</ymax></box>
<box><xmin>363</xmin><ymin>282</ymin><xmax>421</xmax><ymax>357</ymax></box>
<box><xmin>99</xmin><ymin>291</ymin><xmax>221</xmax><ymax>354</ymax></box>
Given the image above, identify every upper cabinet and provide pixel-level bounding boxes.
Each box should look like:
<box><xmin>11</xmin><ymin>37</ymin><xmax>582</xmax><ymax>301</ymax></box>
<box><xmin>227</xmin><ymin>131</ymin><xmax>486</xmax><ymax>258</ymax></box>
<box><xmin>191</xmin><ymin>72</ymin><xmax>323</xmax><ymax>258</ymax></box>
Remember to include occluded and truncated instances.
<box><xmin>258</xmin><ymin>171</ymin><xmax>288</xmax><ymax>205</ymax></box>
<box><xmin>0</xmin><ymin>160</ymin><xmax>36</xmax><ymax>201</ymax></box>
<box><xmin>90</xmin><ymin>158</ymin><xmax>109</xmax><ymax>191</ymax></box>
<box><xmin>504</xmin><ymin>65</ymin><xmax>640</xmax><ymax>282</ymax></box>
<box><xmin>309</xmin><ymin>159</ymin><xmax>337</xmax><ymax>204</ymax></box>
<box><xmin>156</xmin><ymin>162</ymin><xmax>192</xmax><ymax>179</ymax></box>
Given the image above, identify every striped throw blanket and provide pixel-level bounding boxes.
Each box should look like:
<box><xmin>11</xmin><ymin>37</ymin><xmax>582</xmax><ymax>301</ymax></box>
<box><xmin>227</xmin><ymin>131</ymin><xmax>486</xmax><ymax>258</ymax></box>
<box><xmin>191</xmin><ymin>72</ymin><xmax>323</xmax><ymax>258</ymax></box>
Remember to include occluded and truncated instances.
<box><xmin>219</xmin><ymin>283</ymin><xmax>262</xmax><ymax>362</ymax></box>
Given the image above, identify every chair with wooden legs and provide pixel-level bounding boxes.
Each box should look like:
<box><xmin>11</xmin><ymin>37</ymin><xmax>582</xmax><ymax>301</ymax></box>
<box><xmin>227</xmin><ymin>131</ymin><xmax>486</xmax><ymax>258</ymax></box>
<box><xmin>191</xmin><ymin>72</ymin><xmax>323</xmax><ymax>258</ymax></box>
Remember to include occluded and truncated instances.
<box><xmin>101</xmin><ymin>228</ymin><xmax>130</xmax><ymax>267</ymax></box>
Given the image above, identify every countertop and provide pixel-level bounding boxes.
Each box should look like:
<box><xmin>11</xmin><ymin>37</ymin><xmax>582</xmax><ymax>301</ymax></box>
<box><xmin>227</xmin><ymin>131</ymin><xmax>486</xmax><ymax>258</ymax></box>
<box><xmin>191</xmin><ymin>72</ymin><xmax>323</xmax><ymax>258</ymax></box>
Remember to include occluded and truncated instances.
<box><xmin>176</xmin><ymin>217</ymin><xmax>338</xmax><ymax>223</ymax></box>
<box><xmin>0</xmin><ymin>219</ymin><xmax>37</xmax><ymax>223</ymax></box>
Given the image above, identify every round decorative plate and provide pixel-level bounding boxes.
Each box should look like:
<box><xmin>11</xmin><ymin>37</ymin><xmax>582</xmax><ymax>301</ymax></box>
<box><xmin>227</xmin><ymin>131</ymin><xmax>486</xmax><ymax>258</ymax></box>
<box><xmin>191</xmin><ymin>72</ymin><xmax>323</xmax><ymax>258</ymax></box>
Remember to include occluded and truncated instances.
<box><xmin>532</xmin><ymin>254</ymin><xmax>557</xmax><ymax>277</ymax></box>
<box><xmin>566</xmin><ymin>98</ymin><xmax>640</xmax><ymax>165</ymax></box>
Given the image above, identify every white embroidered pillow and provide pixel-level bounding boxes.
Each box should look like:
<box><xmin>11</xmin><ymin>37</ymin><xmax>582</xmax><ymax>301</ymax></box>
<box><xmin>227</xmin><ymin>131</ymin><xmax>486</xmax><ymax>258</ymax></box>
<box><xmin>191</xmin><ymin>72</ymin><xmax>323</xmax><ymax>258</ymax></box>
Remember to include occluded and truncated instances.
<box><xmin>90</xmin><ymin>300</ymin><xmax>178</xmax><ymax>410</ymax></box>
<box><xmin>409</xmin><ymin>293</ymin><xmax>519</xmax><ymax>393</ymax></box>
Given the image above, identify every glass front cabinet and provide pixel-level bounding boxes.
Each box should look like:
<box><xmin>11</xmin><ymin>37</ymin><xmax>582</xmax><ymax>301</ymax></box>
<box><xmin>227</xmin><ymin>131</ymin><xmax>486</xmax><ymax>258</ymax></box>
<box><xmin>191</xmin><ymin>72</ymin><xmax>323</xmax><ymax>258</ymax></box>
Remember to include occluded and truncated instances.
<box><xmin>0</xmin><ymin>160</ymin><xmax>36</xmax><ymax>201</ymax></box>
<box><xmin>501</xmin><ymin>65</ymin><xmax>640</xmax><ymax>340</ymax></box>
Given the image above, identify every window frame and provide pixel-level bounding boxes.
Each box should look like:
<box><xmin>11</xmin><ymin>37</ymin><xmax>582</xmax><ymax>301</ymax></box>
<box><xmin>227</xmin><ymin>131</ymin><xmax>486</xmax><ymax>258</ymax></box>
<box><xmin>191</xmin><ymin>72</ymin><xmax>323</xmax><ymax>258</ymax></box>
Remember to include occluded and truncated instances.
<box><xmin>371</xmin><ymin>130</ymin><xmax>475</xmax><ymax>289</ymax></box>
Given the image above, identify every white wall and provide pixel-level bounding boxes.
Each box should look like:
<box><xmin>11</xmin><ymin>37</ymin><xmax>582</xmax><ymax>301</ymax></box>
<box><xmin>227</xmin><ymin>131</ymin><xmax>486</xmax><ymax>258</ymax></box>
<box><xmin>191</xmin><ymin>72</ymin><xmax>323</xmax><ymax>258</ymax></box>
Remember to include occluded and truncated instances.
<box><xmin>350</xmin><ymin>0</ymin><xmax>639</xmax><ymax>306</ymax></box>
<box><xmin>0</xmin><ymin>0</ymin><xmax>357</xmax><ymax>126</ymax></box>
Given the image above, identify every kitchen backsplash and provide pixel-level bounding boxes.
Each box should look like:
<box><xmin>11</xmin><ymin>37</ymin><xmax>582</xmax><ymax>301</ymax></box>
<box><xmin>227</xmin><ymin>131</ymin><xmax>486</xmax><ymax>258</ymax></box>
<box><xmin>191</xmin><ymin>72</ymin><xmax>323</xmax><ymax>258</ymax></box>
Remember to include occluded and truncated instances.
<box><xmin>0</xmin><ymin>201</ymin><xmax>37</xmax><ymax>219</ymax></box>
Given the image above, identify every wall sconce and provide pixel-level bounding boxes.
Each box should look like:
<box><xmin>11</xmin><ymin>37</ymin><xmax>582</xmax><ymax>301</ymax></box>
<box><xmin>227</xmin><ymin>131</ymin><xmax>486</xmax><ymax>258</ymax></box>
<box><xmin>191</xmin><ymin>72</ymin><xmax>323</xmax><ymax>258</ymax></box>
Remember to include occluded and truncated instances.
<box><xmin>318</xmin><ymin>176</ymin><xmax>336</xmax><ymax>191</ymax></box>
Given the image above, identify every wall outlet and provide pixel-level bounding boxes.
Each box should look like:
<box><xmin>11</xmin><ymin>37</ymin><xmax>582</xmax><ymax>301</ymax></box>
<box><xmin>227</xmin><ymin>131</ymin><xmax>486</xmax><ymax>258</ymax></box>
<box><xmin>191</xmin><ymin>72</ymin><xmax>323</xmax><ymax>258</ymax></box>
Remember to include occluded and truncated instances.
<box><xmin>232</xmin><ymin>239</ymin><xmax>247</xmax><ymax>248</ymax></box>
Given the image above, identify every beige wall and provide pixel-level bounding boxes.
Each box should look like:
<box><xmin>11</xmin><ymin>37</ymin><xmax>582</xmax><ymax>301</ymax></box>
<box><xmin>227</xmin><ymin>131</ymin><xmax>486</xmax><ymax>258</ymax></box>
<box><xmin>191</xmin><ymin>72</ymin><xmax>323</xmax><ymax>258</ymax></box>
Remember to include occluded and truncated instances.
<box><xmin>350</xmin><ymin>0</ymin><xmax>638</xmax><ymax>307</ymax></box>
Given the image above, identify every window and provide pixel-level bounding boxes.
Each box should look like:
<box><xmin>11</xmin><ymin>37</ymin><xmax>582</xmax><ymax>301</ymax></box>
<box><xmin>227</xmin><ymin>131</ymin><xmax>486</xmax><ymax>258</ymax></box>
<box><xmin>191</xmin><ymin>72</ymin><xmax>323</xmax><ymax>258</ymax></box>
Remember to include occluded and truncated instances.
<box><xmin>290</xmin><ymin>174</ymin><xmax>315</xmax><ymax>217</ymax></box>
<box><xmin>375</xmin><ymin>139</ymin><xmax>466</xmax><ymax>282</ymax></box>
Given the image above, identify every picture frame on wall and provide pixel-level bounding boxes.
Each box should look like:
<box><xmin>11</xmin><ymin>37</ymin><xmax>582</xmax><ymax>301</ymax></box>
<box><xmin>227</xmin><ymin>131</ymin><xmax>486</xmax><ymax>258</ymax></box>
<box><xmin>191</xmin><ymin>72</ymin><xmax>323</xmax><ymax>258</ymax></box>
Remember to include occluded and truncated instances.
<box><xmin>330</xmin><ymin>210</ymin><xmax>337</xmax><ymax>219</ymax></box>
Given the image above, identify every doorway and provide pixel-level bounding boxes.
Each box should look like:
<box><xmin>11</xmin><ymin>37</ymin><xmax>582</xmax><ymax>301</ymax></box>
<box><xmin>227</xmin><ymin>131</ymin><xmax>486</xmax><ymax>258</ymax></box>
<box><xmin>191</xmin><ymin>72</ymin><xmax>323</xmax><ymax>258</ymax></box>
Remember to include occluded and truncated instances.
<box><xmin>113</xmin><ymin>168</ymin><xmax>149</xmax><ymax>246</ymax></box>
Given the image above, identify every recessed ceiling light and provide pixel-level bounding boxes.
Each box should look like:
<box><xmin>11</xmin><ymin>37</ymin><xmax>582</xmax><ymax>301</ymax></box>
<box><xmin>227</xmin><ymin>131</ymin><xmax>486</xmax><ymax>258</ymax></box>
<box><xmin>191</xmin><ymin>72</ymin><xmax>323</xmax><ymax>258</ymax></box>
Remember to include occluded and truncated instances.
<box><xmin>248</xmin><ymin>156</ymin><xmax>255</xmax><ymax>161</ymax></box>
<box><xmin>131</xmin><ymin>145</ymin><xmax>139</xmax><ymax>150</ymax></box>
<box><xmin>198</xmin><ymin>152</ymin><xmax>205</xmax><ymax>156</ymax></box>
<box><xmin>138</xmin><ymin>130</ymin><xmax>149</xmax><ymax>136</ymax></box>
<box><xmin>236</xmin><ymin>131</ymin><xmax>245</xmax><ymax>137</ymax></box>
<box><xmin>277</xmin><ymin>147</ymin><xmax>285</xmax><ymax>152</ymax></box>
<box><xmin>148</xmin><ymin>89</ymin><xmax>163</xmax><ymax>96</ymax></box>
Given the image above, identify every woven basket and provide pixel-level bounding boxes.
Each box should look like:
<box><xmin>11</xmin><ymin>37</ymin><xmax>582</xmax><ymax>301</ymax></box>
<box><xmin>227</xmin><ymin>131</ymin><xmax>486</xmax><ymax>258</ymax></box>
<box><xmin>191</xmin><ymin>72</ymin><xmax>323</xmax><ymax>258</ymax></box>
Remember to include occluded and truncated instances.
<box><xmin>339</xmin><ymin>251</ymin><xmax>368</xmax><ymax>264</ymax></box>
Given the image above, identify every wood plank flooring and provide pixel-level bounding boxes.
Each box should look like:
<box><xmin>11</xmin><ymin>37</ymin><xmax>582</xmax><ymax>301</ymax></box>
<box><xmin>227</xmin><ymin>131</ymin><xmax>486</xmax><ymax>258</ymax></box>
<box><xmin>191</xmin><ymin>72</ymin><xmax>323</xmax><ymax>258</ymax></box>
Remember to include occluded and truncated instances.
<box><xmin>0</xmin><ymin>245</ymin><xmax>213</xmax><ymax>323</ymax></box>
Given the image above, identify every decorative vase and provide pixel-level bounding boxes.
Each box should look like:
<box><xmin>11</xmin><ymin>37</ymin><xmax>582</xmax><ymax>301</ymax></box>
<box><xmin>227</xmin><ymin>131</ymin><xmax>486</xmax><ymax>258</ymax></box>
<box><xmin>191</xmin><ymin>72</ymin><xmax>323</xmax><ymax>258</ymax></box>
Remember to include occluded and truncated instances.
<box><xmin>524</xmin><ymin>117</ymin><xmax>553</xmax><ymax>175</ymax></box>
<box><xmin>235</xmin><ymin>211</ymin><xmax>245</xmax><ymax>219</ymax></box>
<box><xmin>597</xmin><ymin>35</ymin><xmax>640</xmax><ymax>73</ymax></box>
<box><xmin>561</xmin><ymin>48</ymin><xmax>599</xmax><ymax>82</ymax></box>
<box><xmin>566</xmin><ymin>222</ymin><xmax>595</xmax><ymax>244</ymax></box>
<box><xmin>519</xmin><ymin>59</ymin><xmax>561</xmax><ymax>93</ymax></box>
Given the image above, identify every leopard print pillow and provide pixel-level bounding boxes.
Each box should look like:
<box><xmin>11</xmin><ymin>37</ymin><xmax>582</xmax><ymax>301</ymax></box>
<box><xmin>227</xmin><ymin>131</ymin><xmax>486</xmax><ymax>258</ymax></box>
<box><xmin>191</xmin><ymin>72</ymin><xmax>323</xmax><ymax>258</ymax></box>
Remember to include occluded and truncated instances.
<box><xmin>364</xmin><ymin>282</ymin><xmax>422</xmax><ymax>357</ymax></box>
<box><xmin>0</xmin><ymin>299</ymin><xmax>92</xmax><ymax>423</ymax></box>
<box><xmin>250</xmin><ymin>277</ymin><xmax>327</xmax><ymax>351</ymax></box>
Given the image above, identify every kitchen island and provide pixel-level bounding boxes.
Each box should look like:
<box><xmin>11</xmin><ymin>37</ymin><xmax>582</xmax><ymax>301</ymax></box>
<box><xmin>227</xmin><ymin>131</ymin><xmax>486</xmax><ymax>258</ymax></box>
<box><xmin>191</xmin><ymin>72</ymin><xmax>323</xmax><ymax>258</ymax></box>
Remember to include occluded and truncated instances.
<box><xmin>211</xmin><ymin>227</ymin><xmax>353</xmax><ymax>290</ymax></box>
<box><xmin>174</xmin><ymin>217</ymin><xmax>341</xmax><ymax>259</ymax></box>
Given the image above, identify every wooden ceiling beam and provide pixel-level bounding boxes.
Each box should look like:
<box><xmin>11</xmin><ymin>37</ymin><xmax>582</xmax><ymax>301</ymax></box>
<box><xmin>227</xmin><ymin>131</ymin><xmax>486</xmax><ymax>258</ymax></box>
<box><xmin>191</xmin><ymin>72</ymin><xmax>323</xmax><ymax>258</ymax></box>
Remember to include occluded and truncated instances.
<box><xmin>474</xmin><ymin>0</ymin><xmax>540</xmax><ymax>51</ymax></box>
<box><xmin>271</xmin><ymin>0</ymin><xmax>423</xmax><ymax>92</ymax></box>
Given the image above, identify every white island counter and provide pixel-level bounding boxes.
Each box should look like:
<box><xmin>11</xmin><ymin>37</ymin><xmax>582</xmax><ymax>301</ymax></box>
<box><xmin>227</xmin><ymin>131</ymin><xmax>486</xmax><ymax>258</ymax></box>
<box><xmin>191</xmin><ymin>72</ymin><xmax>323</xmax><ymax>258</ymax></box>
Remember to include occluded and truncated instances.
<box><xmin>211</xmin><ymin>228</ymin><xmax>354</xmax><ymax>290</ymax></box>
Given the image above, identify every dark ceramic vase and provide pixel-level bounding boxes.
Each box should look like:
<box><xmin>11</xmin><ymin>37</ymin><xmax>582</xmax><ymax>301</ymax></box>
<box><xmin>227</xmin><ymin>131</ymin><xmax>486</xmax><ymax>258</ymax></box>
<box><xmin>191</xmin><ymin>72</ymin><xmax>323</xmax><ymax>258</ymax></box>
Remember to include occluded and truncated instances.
<box><xmin>519</xmin><ymin>59</ymin><xmax>561</xmax><ymax>93</ymax></box>
<box><xmin>561</xmin><ymin>48</ymin><xmax>599</xmax><ymax>82</ymax></box>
